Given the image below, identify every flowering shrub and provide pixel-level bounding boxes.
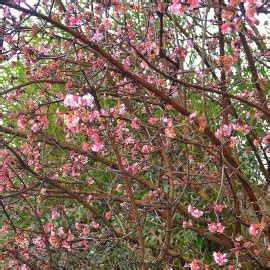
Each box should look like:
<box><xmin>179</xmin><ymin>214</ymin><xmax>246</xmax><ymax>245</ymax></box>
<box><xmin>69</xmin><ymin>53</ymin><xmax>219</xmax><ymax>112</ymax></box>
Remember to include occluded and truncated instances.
<box><xmin>0</xmin><ymin>0</ymin><xmax>269</xmax><ymax>269</ymax></box>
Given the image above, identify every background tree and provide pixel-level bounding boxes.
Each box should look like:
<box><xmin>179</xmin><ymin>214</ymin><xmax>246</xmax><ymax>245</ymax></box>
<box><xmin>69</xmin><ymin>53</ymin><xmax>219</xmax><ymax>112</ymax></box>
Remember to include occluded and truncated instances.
<box><xmin>0</xmin><ymin>0</ymin><xmax>269</xmax><ymax>269</ymax></box>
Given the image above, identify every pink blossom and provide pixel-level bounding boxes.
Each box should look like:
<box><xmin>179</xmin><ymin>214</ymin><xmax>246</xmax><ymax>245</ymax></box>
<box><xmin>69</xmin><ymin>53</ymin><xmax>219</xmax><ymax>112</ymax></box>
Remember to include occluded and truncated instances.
<box><xmin>31</xmin><ymin>123</ymin><xmax>41</xmax><ymax>133</ymax></box>
<box><xmin>208</xmin><ymin>222</ymin><xmax>225</xmax><ymax>233</ymax></box>
<box><xmin>105</xmin><ymin>210</ymin><xmax>112</xmax><ymax>220</ymax></box>
<box><xmin>82</xmin><ymin>225</ymin><xmax>90</xmax><ymax>235</ymax></box>
<box><xmin>32</xmin><ymin>236</ymin><xmax>46</xmax><ymax>249</ymax></box>
<box><xmin>242</xmin><ymin>124</ymin><xmax>251</xmax><ymax>135</ymax></box>
<box><xmin>215</xmin><ymin>124</ymin><xmax>232</xmax><ymax>138</ymax></box>
<box><xmin>171</xmin><ymin>3</ymin><xmax>183</xmax><ymax>15</ymax></box>
<box><xmin>188</xmin><ymin>205</ymin><xmax>203</xmax><ymax>218</ymax></box>
<box><xmin>14</xmin><ymin>0</ymin><xmax>26</xmax><ymax>4</ymax></box>
<box><xmin>91</xmin><ymin>140</ymin><xmax>104</xmax><ymax>152</ymax></box>
<box><xmin>243</xmin><ymin>242</ymin><xmax>253</xmax><ymax>248</ymax></box>
<box><xmin>165</xmin><ymin>127</ymin><xmax>176</xmax><ymax>138</ymax></box>
<box><xmin>189</xmin><ymin>259</ymin><xmax>199</xmax><ymax>270</ymax></box>
<box><xmin>81</xmin><ymin>93</ymin><xmax>94</xmax><ymax>108</ymax></box>
<box><xmin>189</xmin><ymin>112</ymin><xmax>197</xmax><ymax>121</ymax></box>
<box><xmin>170</xmin><ymin>1</ymin><xmax>183</xmax><ymax>15</ymax></box>
<box><xmin>45</xmin><ymin>83</ymin><xmax>52</xmax><ymax>89</ymax></box>
<box><xmin>208</xmin><ymin>222</ymin><xmax>217</xmax><ymax>233</ymax></box>
<box><xmin>40</xmin><ymin>116</ymin><xmax>49</xmax><ymax>128</ymax></box>
<box><xmin>58</xmin><ymin>227</ymin><xmax>66</xmax><ymax>237</ymax></box>
<box><xmin>82</xmin><ymin>142</ymin><xmax>91</xmax><ymax>151</ymax></box>
<box><xmin>49</xmin><ymin>231</ymin><xmax>59</xmax><ymax>247</ymax></box>
<box><xmin>63</xmin><ymin>114</ymin><xmax>80</xmax><ymax>131</ymax></box>
<box><xmin>116</xmin><ymin>184</ymin><xmax>123</xmax><ymax>193</ymax></box>
<box><xmin>3</xmin><ymin>7</ymin><xmax>10</xmax><ymax>17</ymax></box>
<box><xmin>123</xmin><ymin>58</ymin><xmax>131</xmax><ymax>70</ymax></box>
<box><xmin>128</xmin><ymin>163</ymin><xmax>139</xmax><ymax>174</ymax></box>
<box><xmin>125</xmin><ymin>136</ymin><xmax>135</xmax><ymax>145</ymax></box>
<box><xmin>21</xmin><ymin>264</ymin><xmax>27</xmax><ymax>270</ymax></box>
<box><xmin>131</xmin><ymin>118</ymin><xmax>140</xmax><ymax>129</ymax></box>
<box><xmin>18</xmin><ymin>117</ymin><xmax>26</xmax><ymax>130</ymax></box>
<box><xmin>88</xmin><ymin>111</ymin><xmax>100</xmax><ymax>122</ymax></box>
<box><xmin>51</xmin><ymin>208</ymin><xmax>59</xmax><ymax>220</ymax></box>
<box><xmin>85</xmin><ymin>178</ymin><xmax>94</xmax><ymax>186</ymax></box>
<box><xmin>118</xmin><ymin>104</ymin><xmax>126</xmax><ymax>115</ymax></box>
<box><xmin>262</xmin><ymin>134</ymin><xmax>270</xmax><ymax>145</ymax></box>
<box><xmin>87</xmin><ymin>129</ymin><xmax>94</xmax><ymax>137</ymax></box>
<box><xmin>188</xmin><ymin>38</ymin><xmax>194</xmax><ymax>48</ymax></box>
<box><xmin>92</xmin><ymin>221</ymin><xmax>100</xmax><ymax>229</ymax></box>
<box><xmin>253</xmin><ymin>139</ymin><xmax>260</xmax><ymax>147</ymax></box>
<box><xmin>235</xmin><ymin>234</ymin><xmax>244</xmax><ymax>242</ymax></box>
<box><xmin>173</xmin><ymin>180</ymin><xmax>181</xmax><ymax>187</ymax></box>
<box><xmin>254</xmin><ymin>111</ymin><xmax>261</xmax><ymax>120</ymax></box>
<box><xmin>221</xmin><ymin>23</ymin><xmax>232</xmax><ymax>34</ymax></box>
<box><xmin>104</xmin><ymin>19</ymin><xmax>112</xmax><ymax>30</ymax></box>
<box><xmin>62</xmin><ymin>240</ymin><xmax>71</xmax><ymax>251</ymax></box>
<box><xmin>217</xmin><ymin>223</ymin><xmax>225</xmax><ymax>233</ymax></box>
<box><xmin>0</xmin><ymin>224</ymin><xmax>9</xmax><ymax>235</ymax></box>
<box><xmin>45</xmin><ymin>223</ymin><xmax>55</xmax><ymax>233</ymax></box>
<box><xmin>148</xmin><ymin>117</ymin><xmax>158</xmax><ymax>124</ymax></box>
<box><xmin>75</xmin><ymin>223</ymin><xmax>81</xmax><ymax>231</ymax></box>
<box><xmin>67</xmin><ymin>230</ymin><xmax>74</xmax><ymax>241</ymax></box>
<box><xmin>188</xmin><ymin>0</ymin><xmax>199</xmax><ymax>8</ymax></box>
<box><xmin>246</xmin><ymin>7</ymin><xmax>255</xmax><ymax>19</ymax></box>
<box><xmin>83</xmin><ymin>240</ymin><xmax>90</xmax><ymax>249</ymax></box>
<box><xmin>40</xmin><ymin>188</ymin><xmax>47</xmax><ymax>195</ymax></box>
<box><xmin>248</xmin><ymin>224</ymin><xmax>259</xmax><ymax>236</ymax></box>
<box><xmin>223</xmin><ymin>124</ymin><xmax>232</xmax><ymax>137</ymax></box>
<box><xmin>64</xmin><ymin>93</ymin><xmax>95</xmax><ymax>108</ymax></box>
<box><xmin>70</xmin><ymin>17</ymin><xmax>79</xmax><ymax>26</ymax></box>
<box><xmin>92</xmin><ymin>31</ymin><xmax>104</xmax><ymax>42</ymax></box>
<box><xmin>165</xmin><ymin>104</ymin><xmax>173</xmax><ymax>110</ymax></box>
<box><xmin>141</xmin><ymin>145</ymin><xmax>152</xmax><ymax>154</ymax></box>
<box><xmin>128</xmin><ymin>29</ymin><xmax>135</xmax><ymax>39</ymax></box>
<box><xmin>213</xmin><ymin>252</ymin><xmax>228</xmax><ymax>266</ymax></box>
<box><xmin>213</xmin><ymin>204</ymin><xmax>225</xmax><ymax>213</ymax></box>
<box><xmin>87</xmin><ymin>195</ymin><xmax>93</xmax><ymax>201</ymax></box>
<box><xmin>64</xmin><ymin>94</ymin><xmax>79</xmax><ymax>107</ymax></box>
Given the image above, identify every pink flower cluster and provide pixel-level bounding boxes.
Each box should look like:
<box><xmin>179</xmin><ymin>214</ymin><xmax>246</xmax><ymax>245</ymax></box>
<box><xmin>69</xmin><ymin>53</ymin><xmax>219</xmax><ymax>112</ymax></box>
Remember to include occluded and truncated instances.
<box><xmin>92</xmin><ymin>31</ymin><xmax>104</xmax><ymax>42</ymax></box>
<box><xmin>163</xmin><ymin>117</ymin><xmax>176</xmax><ymax>138</ymax></box>
<box><xmin>170</xmin><ymin>1</ymin><xmax>184</xmax><ymax>15</ymax></box>
<box><xmin>188</xmin><ymin>205</ymin><xmax>203</xmax><ymax>218</ymax></box>
<box><xmin>208</xmin><ymin>222</ymin><xmax>225</xmax><ymax>233</ymax></box>
<box><xmin>171</xmin><ymin>0</ymin><xmax>199</xmax><ymax>14</ymax></box>
<box><xmin>233</xmin><ymin>123</ymin><xmax>251</xmax><ymax>135</ymax></box>
<box><xmin>189</xmin><ymin>259</ymin><xmax>199</xmax><ymax>270</ymax></box>
<box><xmin>63</xmin><ymin>93</ymin><xmax>94</xmax><ymax>108</ymax></box>
<box><xmin>141</xmin><ymin>144</ymin><xmax>152</xmax><ymax>154</ymax></box>
<box><xmin>187</xmin><ymin>0</ymin><xmax>199</xmax><ymax>8</ymax></box>
<box><xmin>63</xmin><ymin>113</ymin><xmax>80</xmax><ymax>132</ymax></box>
<box><xmin>262</xmin><ymin>134</ymin><xmax>270</xmax><ymax>145</ymax></box>
<box><xmin>183</xmin><ymin>221</ymin><xmax>193</xmax><ymax>228</ymax></box>
<box><xmin>221</xmin><ymin>23</ymin><xmax>233</xmax><ymax>34</ymax></box>
<box><xmin>216</xmin><ymin>123</ymin><xmax>252</xmax><ymax>139</ymax></box>
<box><xmin>215</xmin><ymin>124</ymin><xmax>233</xmax><ymax>139</ymax></box>
<box><xmin>83</xmin><ymin>129</ymin><xmax>104</xmax><ymax>152</ymax></box>
<box><xmin>131</xmin><ymin>118</ymin><xmax>140</xmax><ymax>129</ymax></box>
<box><xmin>213</xmin><ymin>252</ymin><xmax>228</xmax><ymax>266</ymax></box>
<box><xmin>213</xmin><ymin>204</ymin><xmax>225</xmax><ymax>213</ymax></box>
<box><xmin>248</xmin><ymin>223</ymin><xmax>265</xmax><ymax>236</ymax></box>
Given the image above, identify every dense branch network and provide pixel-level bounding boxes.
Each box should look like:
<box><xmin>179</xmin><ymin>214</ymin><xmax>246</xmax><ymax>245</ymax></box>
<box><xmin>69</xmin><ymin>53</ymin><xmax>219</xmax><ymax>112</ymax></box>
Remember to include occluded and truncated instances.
<box><xmin>0</xmin><ymin>0</ymin><xmax>269</xmax><ymax>269</ymax></box>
